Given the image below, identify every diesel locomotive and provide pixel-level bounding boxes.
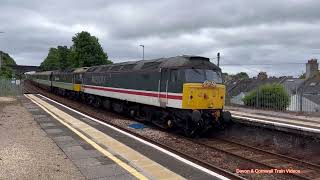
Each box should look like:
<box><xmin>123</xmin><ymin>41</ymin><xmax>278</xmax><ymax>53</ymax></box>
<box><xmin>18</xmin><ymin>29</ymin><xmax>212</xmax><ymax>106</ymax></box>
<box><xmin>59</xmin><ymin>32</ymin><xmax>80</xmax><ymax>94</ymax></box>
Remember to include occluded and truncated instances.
<box><xmin>29</xmin><ymin>55</ymin><xmax>231</xmax><ymax>136</ymax></box>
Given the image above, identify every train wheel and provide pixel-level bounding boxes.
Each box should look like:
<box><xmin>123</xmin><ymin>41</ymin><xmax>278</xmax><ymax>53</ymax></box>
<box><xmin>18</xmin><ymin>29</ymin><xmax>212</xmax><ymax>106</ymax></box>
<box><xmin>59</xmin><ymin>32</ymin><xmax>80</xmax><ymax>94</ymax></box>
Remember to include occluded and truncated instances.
<box><xmin>102</xmin><ymin>99</ymin><xmax>111</xmax><ymax>110</ymax></box>
<box><xmin>86</xmin><ymin>95</ymin><xmax>95</xmax><ymax>105</ymax></box>
<box><xmin>221</xmin><ymin>111</ymin><xmax>232</xmax><ymax>124</ymax></box>
<box><xmin>184</xmin><ymin>118</ymin><xmax>197</xmax><ymax>137</ymax></box>
<box><xmin>112</xmin><ymin>102</ymin><xmax>124</xmax><ymax>113</ymax></box>
<box><xmin>92</xmin><ymin>97</ymin><xmax>102</xmax><ymax>108</ymax></box>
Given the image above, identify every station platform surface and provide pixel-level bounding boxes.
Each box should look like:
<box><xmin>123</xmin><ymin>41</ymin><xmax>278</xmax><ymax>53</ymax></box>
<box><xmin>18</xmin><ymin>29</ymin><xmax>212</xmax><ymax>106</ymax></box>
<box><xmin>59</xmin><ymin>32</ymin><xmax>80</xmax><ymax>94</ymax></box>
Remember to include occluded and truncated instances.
<box><xmin>0</xmin><ymin>96</ymin><xmax>84</xmax><ymax>179</ymax></box>
<box><xmin>225</xmin><ymin>106</ymin><xmax>320</xmax><ymax>136</ymax></box>
<box><xmin>22</xmin><ymin>94</ymin><xmax>226</xmax><ymax>180</ymax></box>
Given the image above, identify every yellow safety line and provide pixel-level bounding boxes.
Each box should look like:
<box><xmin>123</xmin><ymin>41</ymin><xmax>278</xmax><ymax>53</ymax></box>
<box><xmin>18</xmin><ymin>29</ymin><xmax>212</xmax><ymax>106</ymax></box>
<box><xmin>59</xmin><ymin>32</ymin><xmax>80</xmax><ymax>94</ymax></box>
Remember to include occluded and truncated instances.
<box><xmin>25</xmin><ymin>94</ymin><xmax>148</xmax><ymax>180</ymax></box>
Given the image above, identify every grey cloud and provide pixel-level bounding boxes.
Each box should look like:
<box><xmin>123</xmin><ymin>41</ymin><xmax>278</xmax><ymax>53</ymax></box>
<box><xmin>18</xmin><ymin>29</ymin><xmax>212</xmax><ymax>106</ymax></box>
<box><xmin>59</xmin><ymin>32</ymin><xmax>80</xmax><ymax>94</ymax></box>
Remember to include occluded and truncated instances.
<box><xmin>0</xmin><ymin>0</ymin><xmax>319</xmax><ymax>77</ymax></box>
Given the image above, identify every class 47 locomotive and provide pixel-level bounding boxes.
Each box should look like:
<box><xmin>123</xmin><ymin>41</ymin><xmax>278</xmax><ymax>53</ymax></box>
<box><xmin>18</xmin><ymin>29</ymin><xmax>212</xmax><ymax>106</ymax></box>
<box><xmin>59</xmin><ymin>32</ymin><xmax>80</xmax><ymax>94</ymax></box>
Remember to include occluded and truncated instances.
<box><xmin>29</xmin><ymin>55</ymin><xmax>232</xmax><ymax>137</ymax></box>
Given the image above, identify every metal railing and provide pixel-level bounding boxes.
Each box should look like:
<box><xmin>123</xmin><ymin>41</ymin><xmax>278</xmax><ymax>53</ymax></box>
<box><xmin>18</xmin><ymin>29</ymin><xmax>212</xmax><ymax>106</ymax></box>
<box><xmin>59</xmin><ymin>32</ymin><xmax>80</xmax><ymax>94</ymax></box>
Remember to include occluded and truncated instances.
<box><xmin>226</xmin><ymin>84</ymin><xmax>320</xmax><ymax>115</ymax></box>
<box><xmin>0</xmin><ymin>78</ymin><xmax>23</xmax><ymax>97</ymax></box>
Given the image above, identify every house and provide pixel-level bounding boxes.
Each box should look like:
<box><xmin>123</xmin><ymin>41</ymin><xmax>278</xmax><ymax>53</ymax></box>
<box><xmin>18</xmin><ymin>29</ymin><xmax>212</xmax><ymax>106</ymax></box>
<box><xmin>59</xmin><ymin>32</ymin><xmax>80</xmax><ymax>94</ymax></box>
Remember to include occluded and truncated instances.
<box><xmin>290</xmin><ymin>59</ymin><xmax>320</xmax><ymax>112</ymax></box>
<box><xmin>226</xmin><ymin>72</ymin><xmax>286</xmax><ymax>105</ymax></box>
<box><xmin>226</xmin><ymin>58</ymin><xmax>320</xmax><ymax>113</ymax></box>
<box><xmin>296</xmin><ymin>74</ymin><xmax>320</xmax><ymax>112</ymax></box>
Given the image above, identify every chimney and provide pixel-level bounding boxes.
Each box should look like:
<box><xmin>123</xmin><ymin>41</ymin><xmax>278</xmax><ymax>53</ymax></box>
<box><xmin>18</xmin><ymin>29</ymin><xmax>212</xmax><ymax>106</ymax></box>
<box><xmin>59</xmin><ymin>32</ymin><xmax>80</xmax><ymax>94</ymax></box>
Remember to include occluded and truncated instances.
<box><xmin>257</xmin><ymin>72</ymin><xmax>268</xmax><ymax>80</ymax></box>
<box><xmin>306</xmin><ymin>59</ymin><xmax>318</xmax><ymax>79</ymax></box>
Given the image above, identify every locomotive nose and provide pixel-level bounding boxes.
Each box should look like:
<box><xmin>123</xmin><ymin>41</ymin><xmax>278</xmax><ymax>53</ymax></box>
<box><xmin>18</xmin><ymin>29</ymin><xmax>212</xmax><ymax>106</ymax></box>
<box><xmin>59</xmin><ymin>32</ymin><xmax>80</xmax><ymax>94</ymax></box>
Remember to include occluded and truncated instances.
<box><xmin>182</xmin><ymin>83</ymin><xmax>225</xmax><ymax>110</ymax></box>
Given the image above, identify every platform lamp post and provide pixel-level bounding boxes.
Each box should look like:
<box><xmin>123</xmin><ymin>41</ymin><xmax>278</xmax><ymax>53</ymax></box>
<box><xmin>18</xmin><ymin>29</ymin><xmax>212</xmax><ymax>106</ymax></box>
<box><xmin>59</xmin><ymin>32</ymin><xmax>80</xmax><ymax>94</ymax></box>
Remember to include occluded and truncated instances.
<box><xmin>139</xmin><ymin>44</ymin><xmax>144</xmax><ymax>60</ymax></box>
<box><xmin>0</xmin><ymin>32</ymin><xmax>4</xmax><ymax>68</ymax></box>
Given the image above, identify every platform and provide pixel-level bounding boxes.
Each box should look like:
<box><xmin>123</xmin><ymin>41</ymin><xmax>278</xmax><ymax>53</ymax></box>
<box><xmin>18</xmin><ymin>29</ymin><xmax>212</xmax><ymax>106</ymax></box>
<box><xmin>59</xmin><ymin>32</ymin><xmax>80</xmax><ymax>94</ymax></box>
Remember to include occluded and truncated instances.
<box><xmin>0</xmin><ymin>96</ymin><xmax>84</xmax><ymax>179</ymax></box>
<box><xmin>226</xmin><ymin>106</ymin><xmax>320</xmax><ymax>138</ymax></box>
<box><xmin>22</xmin><ymin>94</ymin><xmax>227</xmax><ymax>180</ymax></box>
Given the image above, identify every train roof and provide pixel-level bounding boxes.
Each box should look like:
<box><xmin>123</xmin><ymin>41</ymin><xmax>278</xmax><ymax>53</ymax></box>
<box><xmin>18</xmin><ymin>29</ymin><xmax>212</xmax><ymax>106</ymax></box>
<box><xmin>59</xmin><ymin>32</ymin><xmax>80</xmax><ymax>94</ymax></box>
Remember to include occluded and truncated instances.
<box><xmin>46</xmin><ymin>67</ymin><xmax>90</xmax><ymax>74</ymax></box>
<box><xmin>73</xmin><ymin>67</ymin><xmax>90</xmax><ymax>73</ymax></box>
<box><xmin>32</xmin><ymin>70</ymin><xmax>54</xmax><ymax>75</ymax></box>
<box><xmin>31</xmin><ymin>56</ymin><xmax>221</xmax><ymax>75</ymax></box>
<box><xmin>87</xmin><ymin>55</ymin><xmax>220</xmax><ymax>73</ymax></box>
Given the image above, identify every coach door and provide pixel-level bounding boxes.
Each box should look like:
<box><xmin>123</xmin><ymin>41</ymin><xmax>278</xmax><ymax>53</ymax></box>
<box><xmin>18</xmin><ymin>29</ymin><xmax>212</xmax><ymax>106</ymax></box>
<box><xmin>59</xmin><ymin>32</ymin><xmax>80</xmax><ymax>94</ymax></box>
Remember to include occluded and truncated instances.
<box><xmin>49</xmin><ymin>72</ymin><xmax>53</xmax><ymax>89</ymax></box>
<box><xmin>159</xmin><ymin>68</ymin><xmax>169</xmax><ymax>107</ymax></box>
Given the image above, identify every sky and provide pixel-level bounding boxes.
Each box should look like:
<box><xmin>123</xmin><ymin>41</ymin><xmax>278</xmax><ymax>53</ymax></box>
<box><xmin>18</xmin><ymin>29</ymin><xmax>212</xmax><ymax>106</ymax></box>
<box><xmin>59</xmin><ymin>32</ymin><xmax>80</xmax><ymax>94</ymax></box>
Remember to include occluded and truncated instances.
<box><xmin>1</xmin><ymin>0</ymin><xmax>320</xmax><ymax>77</ymax></box>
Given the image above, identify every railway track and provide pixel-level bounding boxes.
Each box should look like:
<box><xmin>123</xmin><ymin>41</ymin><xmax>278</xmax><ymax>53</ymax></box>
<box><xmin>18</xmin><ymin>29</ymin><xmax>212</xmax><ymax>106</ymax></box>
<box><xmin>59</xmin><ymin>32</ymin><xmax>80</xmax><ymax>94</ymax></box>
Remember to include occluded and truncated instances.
<box><xmin>23</xmin><ymin>82</ymin><xmax>244</xmax><ymax>180</ymax></box>
<box><xmin>23</xmin><ymin>82</ymin><xmax>320</xmax><ymax>179</ymax></box>
<box><xmin>191</xmin><ymin>137</ymin><xmax>320</xmax><ymax>180</ymax></box>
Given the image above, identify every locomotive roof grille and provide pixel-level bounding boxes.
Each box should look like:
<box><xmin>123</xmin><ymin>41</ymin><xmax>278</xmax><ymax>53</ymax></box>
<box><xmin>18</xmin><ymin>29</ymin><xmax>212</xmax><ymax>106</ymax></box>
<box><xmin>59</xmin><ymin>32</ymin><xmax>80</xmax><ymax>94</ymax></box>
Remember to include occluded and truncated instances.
<box><xmin>187</xmin><ymin>56</ymin><xmax>210</xmax><ymax>61</ymax></box>
<box><xmin>110</xmin><ymin>65</ymin><xmax>122</xmax><ymax>71</ymax></box>
<box><xmin>100</xmin><ymin>66</ymin><xmax>110</xmax><ymax>72</ymax></box>
<box><xmin>141</xmin><ymin>62</ymin><xmax>161</xmax><ymax>70</ymax></box>
<box><xmin>122</xmin><ymin>64</ymin><xmax>136</xmax><ymax>70</ymax></box>
<box><xmin>87</xmin><ymin>67</ymin><xmax>98</xmax><ymax>72</ymax></box>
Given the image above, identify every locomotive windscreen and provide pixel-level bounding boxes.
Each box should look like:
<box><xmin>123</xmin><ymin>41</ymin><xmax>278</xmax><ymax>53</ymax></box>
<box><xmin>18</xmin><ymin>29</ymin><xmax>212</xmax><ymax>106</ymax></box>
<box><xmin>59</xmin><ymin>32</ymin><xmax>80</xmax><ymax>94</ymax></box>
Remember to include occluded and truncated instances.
<box><xmin>185</xmin><ymin>69</ymin><xmax>222</xmax><ymax>83</ymax></box>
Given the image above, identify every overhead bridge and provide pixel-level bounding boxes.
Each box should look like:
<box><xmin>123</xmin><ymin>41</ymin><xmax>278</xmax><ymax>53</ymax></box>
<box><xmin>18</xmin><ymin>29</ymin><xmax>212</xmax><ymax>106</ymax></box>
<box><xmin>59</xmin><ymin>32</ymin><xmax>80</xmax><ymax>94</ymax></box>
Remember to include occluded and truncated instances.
<box><xmin>8</xmin><ymin>65</ymin><xmax>40</xmax><ymax>75</ymax></box>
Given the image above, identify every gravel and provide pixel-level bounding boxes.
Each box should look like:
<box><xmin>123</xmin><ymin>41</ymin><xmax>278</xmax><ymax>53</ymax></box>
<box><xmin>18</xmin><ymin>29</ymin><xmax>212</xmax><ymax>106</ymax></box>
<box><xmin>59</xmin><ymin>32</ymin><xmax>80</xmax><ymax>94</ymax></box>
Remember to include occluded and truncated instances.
<box><xmin>0</xmin><ymin>99</ymin><xmax>85</xmax><ymax>180</ymax></box>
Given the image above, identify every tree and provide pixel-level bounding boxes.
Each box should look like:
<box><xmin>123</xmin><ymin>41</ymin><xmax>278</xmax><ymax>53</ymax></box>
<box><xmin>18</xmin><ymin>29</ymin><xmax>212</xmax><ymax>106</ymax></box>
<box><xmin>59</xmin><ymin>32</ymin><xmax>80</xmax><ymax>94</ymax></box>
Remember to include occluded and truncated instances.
<box><xmin>0</xmin><ymin>66</ymin><xmax>13</xmax><ymax>79</ymax></box>
<box><xmin>40</xmin><ymin>48</ymin><xmax>59</xmax><ymax>71</ymax></box>
<box><xmin>0</xmin><ymin>51</ymin><xmax>16</xmax><ymax>79</ymax></box>
<box><xmin>222</xmin><ymin>72</ymin><xmax>231</xmax><ymax>82</ymax></box>
<box><xmin>234</xmin><ymin>72</ymin><xmax>249</xmax><ymax>80</ymax></box>
<box><xmin>0</xmin><ymin>51</ymin><xmax>16</xmax><ymax>66</ymax></box>
<box><xmin>57</xmin><ymin>46</ymin><xmax>71</xmax><ymax>69</ymax></box>
<box><xmin>243</xmin><ymin>84</ymin><xmax>290</xmax><ymax>110</ymax></box>
<box><xmin>72</xmin><ymin>31</ymin><xmax>111</xmax><ymax>67</ymax></box>
<box><xmin>40</xmin><ymin>46</ymin><xmax>74</xmax><ymax>70</ymax></box>
<box><xmin>39</xmin><ymin>31</ymin><xmax>112</xmax><ymax>70</ymax></box>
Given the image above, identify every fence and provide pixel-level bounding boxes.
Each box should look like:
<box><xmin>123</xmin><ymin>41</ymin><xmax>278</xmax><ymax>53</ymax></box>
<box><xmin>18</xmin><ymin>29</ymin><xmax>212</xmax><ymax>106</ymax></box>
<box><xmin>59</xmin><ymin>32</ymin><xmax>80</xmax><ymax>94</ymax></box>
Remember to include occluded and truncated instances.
<box><xmin>226</xmin><ymin>83</ymin><xmax>320</xmax><ymax>114</ymax></box>
<box><xmin>0</xmin><ymin>78</ymin><xmax>23</xmax><ymax>97</ymax></box>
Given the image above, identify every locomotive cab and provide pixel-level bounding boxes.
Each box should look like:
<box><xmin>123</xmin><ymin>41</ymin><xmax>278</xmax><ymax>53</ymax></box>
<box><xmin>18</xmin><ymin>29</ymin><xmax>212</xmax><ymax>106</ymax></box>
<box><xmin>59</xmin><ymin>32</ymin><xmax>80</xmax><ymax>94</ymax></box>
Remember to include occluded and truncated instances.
<box><xmin>159</xmin><ymin>61</ymin><xmax>231</xmax><ymax>136</ymax></box>
<box><xmin>181</xmin><ymin>68</ymin><xmax>224</xmax><ymax>109</ymax></box>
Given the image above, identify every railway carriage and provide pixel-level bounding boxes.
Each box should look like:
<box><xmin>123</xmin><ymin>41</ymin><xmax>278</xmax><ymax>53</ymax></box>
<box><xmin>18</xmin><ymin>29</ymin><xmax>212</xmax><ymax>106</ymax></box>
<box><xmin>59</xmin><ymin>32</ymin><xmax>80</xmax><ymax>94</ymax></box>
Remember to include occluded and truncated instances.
<box><xmin>50</xmin><ymin>68</ymin><xmax>88</xmax><ymax>97</ymax></box>
<box><xmin>30</xmin><ymin>55</ymin><xmax>231</xmax><ymax>137</ymax></box>
<box><xmin>31</xmin><ymin>71</ymin><xmax>53</xmax><ymax>90</ymax></box>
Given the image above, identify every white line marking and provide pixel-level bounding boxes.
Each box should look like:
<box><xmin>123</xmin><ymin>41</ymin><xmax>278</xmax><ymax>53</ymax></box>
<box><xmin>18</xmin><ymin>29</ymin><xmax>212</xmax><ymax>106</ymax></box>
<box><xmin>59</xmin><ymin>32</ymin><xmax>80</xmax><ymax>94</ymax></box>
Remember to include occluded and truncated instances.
<box><xmin>232</xmin><ymin>115</ymin><xmax>320</xmax><ymax>134</ymax></box>
<box><xmin>37</xmin><ymin>94</ymin><xmax>230</xmax><ymax>180</ymax></box>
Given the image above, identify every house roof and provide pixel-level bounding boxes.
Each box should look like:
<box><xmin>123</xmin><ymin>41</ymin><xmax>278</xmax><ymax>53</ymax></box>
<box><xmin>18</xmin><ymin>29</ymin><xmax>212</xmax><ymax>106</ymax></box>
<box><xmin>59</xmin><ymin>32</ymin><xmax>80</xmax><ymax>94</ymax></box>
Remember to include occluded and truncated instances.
<box><xmin>302</xmin><ymin>75</ymin><xmax>320</xmax><ymax>93</ymax></box>
<box><xmin>282</xmin><ymin>78</ymin><xmax>305</xmax><ymax>95</ymax></box>
<box><xmin>226</xmin><ymin>77</ymin><xmax>287</xmax><ymax>97</ymax></box>
<box><xmin>226</xmin><ymin>74</ymin><xmax>320</xmax><ymax>106</ymax></box>
<box><xmin>300</xmin><ymin>75</ymin><xmax>320</xmax><ymax>105</ymax></box>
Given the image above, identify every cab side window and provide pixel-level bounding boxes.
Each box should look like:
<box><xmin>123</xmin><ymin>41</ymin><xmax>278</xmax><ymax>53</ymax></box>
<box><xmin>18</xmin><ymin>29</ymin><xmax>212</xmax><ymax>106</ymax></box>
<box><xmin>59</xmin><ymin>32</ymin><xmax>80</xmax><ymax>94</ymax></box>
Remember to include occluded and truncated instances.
<box><xmin>169</xmin><ymin>69</ymin><xmax>183</xmax><ymax>93</ymax></box>
<box><xmin>170</xmin><ymin>70</ymin><xmax>178</xmax><ymax>83</ymax></box>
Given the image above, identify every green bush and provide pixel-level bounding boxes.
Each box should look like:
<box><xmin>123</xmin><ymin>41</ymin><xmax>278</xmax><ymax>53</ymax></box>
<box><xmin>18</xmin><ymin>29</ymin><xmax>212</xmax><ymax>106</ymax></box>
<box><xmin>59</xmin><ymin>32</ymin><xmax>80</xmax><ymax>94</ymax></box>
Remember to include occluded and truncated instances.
<box><xmin>0</xmin><ymin>67</ymin><xmax>13</xmax><ymax>79</ymax></box>
<box><xmin>243</xmin><ymin>84</ymin><xmax>290</xmax><ymax>110</ymax></box>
